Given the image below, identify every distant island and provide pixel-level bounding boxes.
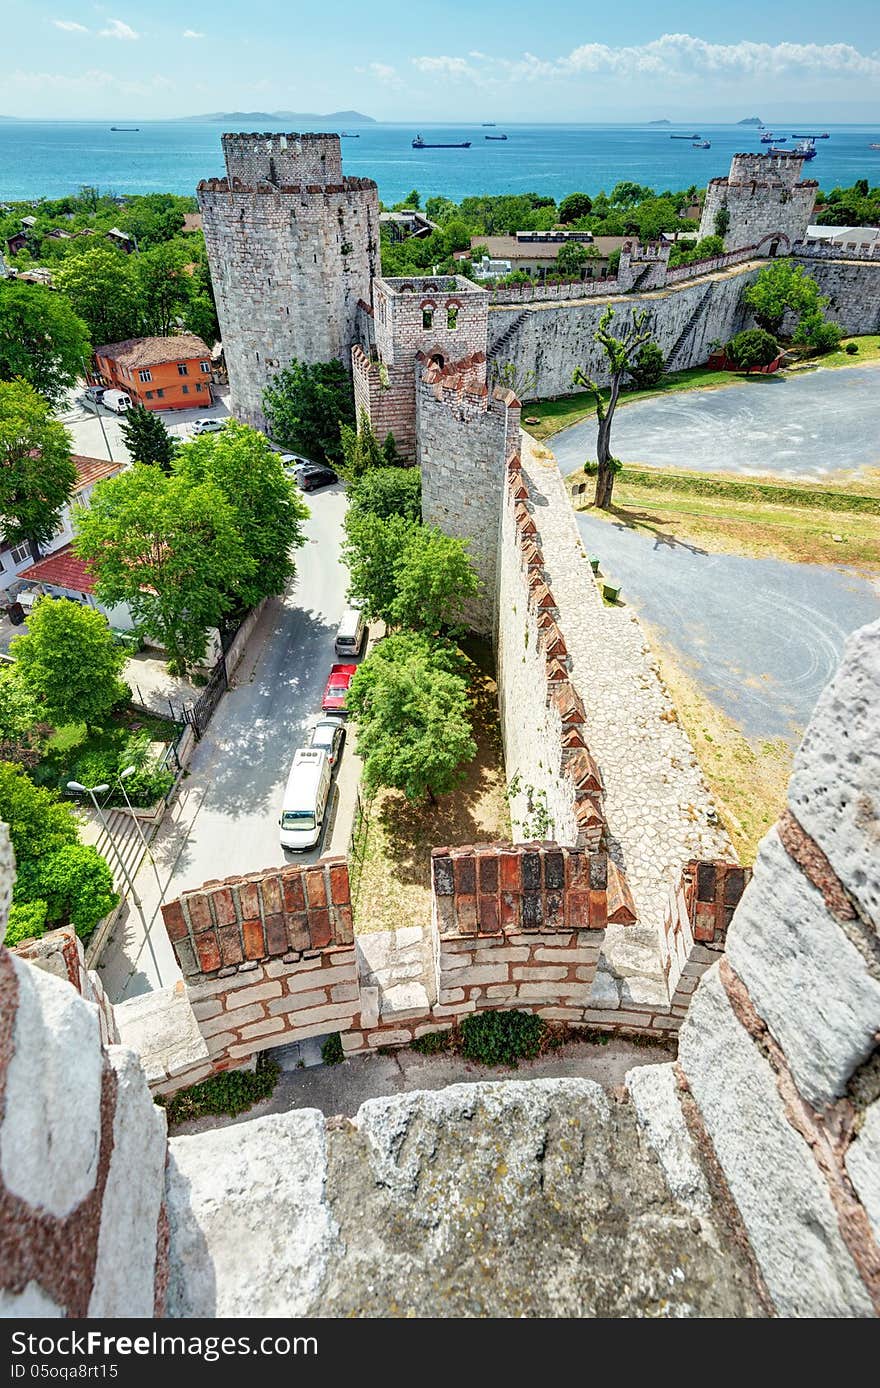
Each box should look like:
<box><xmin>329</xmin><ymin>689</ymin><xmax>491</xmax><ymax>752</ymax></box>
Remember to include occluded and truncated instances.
<box><xmin>736</xmin><ymin>117</ymin><xmax>763</xmax><ymax>126</ymax></box>
<box><xmin>647</xmin><ymin>119</ymin><xmax>671</xmax><ymax>126</ymax></box>
<box><xmin>183</xmin><ymin>110</ymin><xmax>376</xmax><ymax>125</ymax></box>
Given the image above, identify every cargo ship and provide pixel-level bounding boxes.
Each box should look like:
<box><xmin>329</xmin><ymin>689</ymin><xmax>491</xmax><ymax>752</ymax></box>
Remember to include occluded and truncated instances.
<box><xmin>671</xmin><ymin>133</ymin><xmax>700</xmax><ymax>140</ymax></box>
<box><xmin>412</xmin><ymin>135</ymin><xmax>471</xmax><ymax>148</ymax></box>
<box><xmin>485</xmin><ymin>133</ymin><xmax>508</xmax><ymax>140</ymax></box>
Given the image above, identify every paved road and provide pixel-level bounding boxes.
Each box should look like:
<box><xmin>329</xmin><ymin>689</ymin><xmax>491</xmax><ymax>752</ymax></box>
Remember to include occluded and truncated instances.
<box><xmin>552</xmin><ymin>363</ymin><xmax>880</xmax><ymax>480</ymax></box>
<box><xmin>98</xmin><ymin>485</ymin><xmax>360</xmax><ymax>1003</ymax></box>
<box><xmin>58</xmin><ymin>389</ymin><xmax>232</xmax><ymax>464</ymax></box>
<box><xmin>577</xmin><ymin>511</ymin><xmax>880</xmax><ymax>741</ymax></box>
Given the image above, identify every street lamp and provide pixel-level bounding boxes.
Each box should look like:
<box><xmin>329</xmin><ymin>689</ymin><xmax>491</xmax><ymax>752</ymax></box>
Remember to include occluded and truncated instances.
<box><xmin>115</xmin><ymin>765</ymin><xmax>164</xmax><ymax>902</ymax></box>
<box><xmin>67</xmin><ymin>780</ymin><xmax>148</xmax><ymax>934</ymax></box>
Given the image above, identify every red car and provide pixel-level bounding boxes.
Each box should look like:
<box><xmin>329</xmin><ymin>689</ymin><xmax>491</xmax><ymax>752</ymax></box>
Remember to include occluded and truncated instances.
<box><xmin>321</xmin><ymin>663</ymin><xmax>357</xmax><ymax>715</ymax></box>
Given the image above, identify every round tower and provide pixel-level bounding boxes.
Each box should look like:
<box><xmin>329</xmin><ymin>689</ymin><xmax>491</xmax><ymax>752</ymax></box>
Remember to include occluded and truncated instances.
<box><xmin>198</xmin><ymin>133</ymin><xmax>380</xmax><ymax>429</ymax></box>
<box><xmin>699</xmin><ymin>151</ymin><xmax>818</xmax><ymax>256</ymax></box>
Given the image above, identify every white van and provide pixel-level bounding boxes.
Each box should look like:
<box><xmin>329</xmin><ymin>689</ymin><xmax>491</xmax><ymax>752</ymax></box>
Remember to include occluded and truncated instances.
<box><xmin>334</xmin><ymin>606</ymin><xmax>365</xmax><ymax>657</ymax></box>
<box><xmin>279</xmin><ymin>747</ymin><xmax>332</xmax><ymax>851</ymax></box>
<box><xmin>102</xmin><ymin>389</ymin><xmax>132</xmax><ymax>414</ymax></box>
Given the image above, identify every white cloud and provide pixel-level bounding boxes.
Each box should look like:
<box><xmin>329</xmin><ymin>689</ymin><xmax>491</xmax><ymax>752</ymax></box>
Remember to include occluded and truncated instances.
<box><xmin>410</xmin><ymin>34</ymin><xmax>880</xmax><ymax>88</ymax></box>
<box><xmin>183</xmin><ymin>29</ymin><xmax>205</xmax><ymax>39</ymax></box>
<box><xmin>53</xmin><ymin>20</ymin><xmax>89</xmax><ymax>33</ymax></box>
<box><xmin>6</xmin><ymin>68</ymin><xmax>171</xmax><ymax>96</ymax></box>
<box><xmin>99</xmin><ymin>18</ymin><xmax>140</xmax><ymax>41</ymax></box>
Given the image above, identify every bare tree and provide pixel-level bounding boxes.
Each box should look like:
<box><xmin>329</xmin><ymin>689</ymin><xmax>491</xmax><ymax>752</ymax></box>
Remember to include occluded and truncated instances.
<box><xmin>572</xmin><ymin>306</ymin><xmax>653</xmax><ymax>509</ymax></box>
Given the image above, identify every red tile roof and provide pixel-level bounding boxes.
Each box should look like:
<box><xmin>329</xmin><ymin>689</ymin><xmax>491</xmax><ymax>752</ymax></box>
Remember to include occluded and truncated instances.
<box><xmin>73</xmin><ymin>454</ymin><xmax>122</xmax><ymax>489</ymax></box>
<box><xmin>19</xmin><ymin>544</ymin><xmax>96</xmax><ymax>595</ymax></box>
<box><xmin>94</xmin><ymin>333</ymin><xmax>212</xmax><ymax>370</ymax></box>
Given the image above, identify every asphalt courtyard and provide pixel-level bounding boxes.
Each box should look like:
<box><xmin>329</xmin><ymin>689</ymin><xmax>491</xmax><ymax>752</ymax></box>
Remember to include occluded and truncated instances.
<box><xmin>551</xmin><ymin>363</ymin><xmax>880</xmax><ymax>480</ymax></box>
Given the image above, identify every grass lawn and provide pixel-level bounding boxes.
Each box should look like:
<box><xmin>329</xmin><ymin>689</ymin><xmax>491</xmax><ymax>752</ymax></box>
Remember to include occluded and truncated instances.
<box><xmin>522</xmin><ymin>336</ymin><xmax>880</xmax><ymax>443</ymax></box>
<box><xmin>349</xmin><ymin>638</ymin><xmax>510</xmax><ymax>935</ymax></box>
<box><xmin>36</xmin><ymin>708</ymin><xmax>178</xmax><ymax>792</ymax></box>
<box><xmin>641</xmin><ymin>624</ymin><xmax>793</xmax><ymax>864</ymax></box>
<box><xmin>570</xmin><ymin>465</ymin><xmax>880</xmax><ymax>570</ymax></box>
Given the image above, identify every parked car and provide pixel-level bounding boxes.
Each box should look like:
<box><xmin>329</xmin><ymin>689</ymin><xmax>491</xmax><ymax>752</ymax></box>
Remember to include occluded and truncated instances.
<box><xmin>82</xmin><ymin>385</ymin><xmax>105</xmax><ymax>405</ymax></box>
<box><xmin>191</xmin><ymin>417</ymin><xmax>227</xmax><ymax>435</ymax></box>
<box><xmin>334</xmin><ymin>606</ymin><xmax>365</xmax><ymax>657</ymax></box>
<box><xmin>278</xmin><ymin>747</ymin><xmax>332</xmax><ymax>851</ymax></box>
<box><xmin>309</xmin><ymin>716</ymin><xmax>346</xmax><ymax>767</ymax></box>
<box><xmin>279</xmin><ymin>452</ymin><xmax>319</xmax><ymax>476</ymax></box>
<box><xmin>321</xmin><ymin>663</ymin><xmax>356</xmax><ymax>715</ymax></box>
<box><xmin>102</xmin><ymin>389</ymin><xmax>132</xmax><ymax>414</ymax></box>
<box><xmin>296</xmin><ymin>463</ymin><xmax>338</xmax><ymax>491</ymax></box>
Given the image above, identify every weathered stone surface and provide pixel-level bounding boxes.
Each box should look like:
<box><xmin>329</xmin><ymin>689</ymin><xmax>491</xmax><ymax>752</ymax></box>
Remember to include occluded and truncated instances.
<box><xmin>89</xmin><ymin>1046</ymin><xmax>167</xmax><ymax>1317</ymax></box>
<box><xmin>786</xmin><ymin>618</ymin><xmax>880</xmax><ymax>929</ymax></box>
<box><xmin>678</xmin><ymin>968</ymin><xmax>874</xmax><ymax>1317</ymax></box>
<box><xmin>626</xmin><ymin>1064</ymin><xmax>711</xmax><ymax>1217</ymax></box>
<box><xmin>115</xmin><ymin>984</ymin><xmax>209</xmax><ymax>1087</ymax></box>
<box><xmin>1</xmin><ymin>957</ymin><xmax>102</xmax><ymax>1217</ymax></box>
<box><xmin>726</xmin><ymin>830</ymin><xmax>880</xmax><ymax>1108</ymax></box>
<box><xmin>165</xmin><ymin>1111</ymin><xmax>337</xmax><ymax>1317</ymax></box>
<box><xmin>845</xmin><ymin>1100</ymin><xmax>880</xmax><ymax>1244</ymax></box>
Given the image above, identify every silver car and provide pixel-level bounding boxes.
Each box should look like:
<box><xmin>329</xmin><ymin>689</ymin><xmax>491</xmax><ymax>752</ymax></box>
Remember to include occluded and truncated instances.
<box><xmin>308</xmin><ymin>716</ymin><xmax>346</xmax><ymax>767</ymax></box>
<box><xmin>191</xmin><ymin>417</ymin><xmax>227</xmax><ymax>435</ymax></box>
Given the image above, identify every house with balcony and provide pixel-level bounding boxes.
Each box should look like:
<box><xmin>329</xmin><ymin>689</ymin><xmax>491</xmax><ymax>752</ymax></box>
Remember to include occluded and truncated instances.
<box><xmin>91</xmin><ymin>334</ymin><xmax>214</xmax><ymax>412</ymax></box>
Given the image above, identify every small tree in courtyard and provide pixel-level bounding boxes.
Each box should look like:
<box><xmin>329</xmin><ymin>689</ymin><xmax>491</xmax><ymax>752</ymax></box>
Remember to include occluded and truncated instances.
<box><xmin>626</xmin><ymin>340</ymin><xmax>666</xmax><ymax>389</ymax></box>
<box><xmin>347</xmin><ymin>633</ymin><xmax>476</xmax><ymax>804</ymax></box>
<box><xmin>725</xmin><ymin>328</ymin><xmax>780</xmax><ymax>371</ymax></box>
<box><xmin>11</xmin><ymin>596</ymin><xmax>128</xmax><ymax>730</ymax></box>
<box><xmin>119</xmin><ymin>402</ymin><xmax>177</xmax><ymax>472</ymax></box>
<box><xmin>572</xmin><ymin>306</ymin><xmax>653</xmax><ymax>510</ymax></box>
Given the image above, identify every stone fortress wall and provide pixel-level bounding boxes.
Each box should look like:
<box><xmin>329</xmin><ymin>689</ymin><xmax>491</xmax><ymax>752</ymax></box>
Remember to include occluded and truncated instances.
<box><xmin>198</xmin><ymin>133</ymin><xmax>380</xmax><ymax>429</ymax></box>
<box><xmin>699</xmin><ymin>151</ymin><xmax>818</xmax><ymax>253</ymax></box>
<box><xmin>3</xmin><ymin>617</ymin><xmax>879</xmax><ymax>1316</ymax></box>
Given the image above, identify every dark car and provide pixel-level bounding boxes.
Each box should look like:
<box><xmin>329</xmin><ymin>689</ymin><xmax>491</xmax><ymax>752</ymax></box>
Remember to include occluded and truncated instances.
<box><xmin>321</xmin><ymin>663</ymin><xmax>356</xmax><ymax>715</ymax></box>
<box><xmin>296</xmin><ymin>464</ymin><xmax>338</xmax><ymax>492</ymax></box>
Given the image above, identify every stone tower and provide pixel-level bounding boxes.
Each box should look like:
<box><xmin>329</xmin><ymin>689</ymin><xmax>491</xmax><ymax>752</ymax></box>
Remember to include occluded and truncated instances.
<box><xmin>699</xmin><ymin>152</ymin><xmax>818</xmax><ymax>256</ymax></box>
<box><xmin>198</xmin><ymin>133</ymin><xmax>380</xmax><ymax>429</ymax></box>
<box><xmin>353</xmin><ymin>275</ymin><xmax>519</xmax><ymax>634</ymax></box>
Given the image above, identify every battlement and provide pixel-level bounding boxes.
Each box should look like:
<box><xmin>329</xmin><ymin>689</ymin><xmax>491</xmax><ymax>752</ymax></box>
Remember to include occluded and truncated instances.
<box><xmin>699</xmin><ymin>151</ymin><xmax>818</xmax><ymax>253</ymax></box>
<box><xmin>219</xmin><ymin>131</ymin><xmax>343</xmax><ymax>187</ymax></box>
<box><xmin>374</xmin><ymin>273</ymin><xmax>489</xmax><ymax>372</ymax></box>
<box><xmin>728</xmin><ymin>152</ymin><xmax>806</xmax><ymax>187</ymax></box>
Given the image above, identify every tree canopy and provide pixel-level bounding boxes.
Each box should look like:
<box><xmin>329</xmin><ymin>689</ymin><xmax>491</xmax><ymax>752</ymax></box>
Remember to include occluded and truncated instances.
<box><xmin>0</xmin><ymin>280</ymin><xmax>91</xmax><ymax>407</ymax></box>
<box><xmin>558</xmin><ymin>192</ymin><xmax>593</xmax><ymax>223</ymax></box>
<box><xmin>350</xmin><ymin>466</ymin><xmax>421</xmax><ymax>522</ymax></box>
<box><xmin>0</xmin><ymin>379</ymin><xmax>77</xmax><ymax>555</ymax></box>
<box><xmin>263</xmin><ymin>358</ymin><xmax>355</xmax><ymax>466</ymax></box>
<box><xmin>11</xmin><ymin>596</ymin><xmax>128</xmax><ymax>731</ymax></box>
<box><xmin>119</xmin><ymin>402</ymin><xmax>177</xmax><ymax>471</ymax></box>
<box><xmin>343</xmin><ymin>511</ymin><xmax>478</xmax><ymax>632</ymax></box>
<box><xmin>337</xmin><ymin>410</ymin><xmax>399</xmax><ymax>483</ymax></box>
<box><xmin>75</xmin><ymin>464</ymin><xmax>253</xmax><ymax>671</ymax></box>
<box><xmin>725</xmin><ymin>328</ymin><xmax>780</xmax><ymax>370</ymax></box>
<box><xmin>55</xmin><ymin>243</ymin><xmax>143</xmax><ymax>346</ymax></box>
<box><xmin>347</xmin><ymin>632</ymin><xmax>476</xmax><ymax>803</ymax></box>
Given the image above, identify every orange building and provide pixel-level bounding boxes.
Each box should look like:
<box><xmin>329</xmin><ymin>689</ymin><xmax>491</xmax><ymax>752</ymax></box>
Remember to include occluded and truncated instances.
<box><xmin>92</xmin><ymin>334</ymin><xmax>214</xmax><ymax>411</ymax></box>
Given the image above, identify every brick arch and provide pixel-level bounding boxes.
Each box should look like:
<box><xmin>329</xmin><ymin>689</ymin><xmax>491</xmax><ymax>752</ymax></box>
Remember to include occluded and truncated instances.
<box><xmin>754</xmin><ymin>231</ymin><xmax>791</xmax><ymax>257</ymax></box>
<box><xmin>444</xmin><ymin>297</ymin><xmax>464</xmax><ymax>311</ymax></box>
<box><xmin>419</xmin><ymin>299</ymin><xmax>438</xmax><ymax>311</ymax></box>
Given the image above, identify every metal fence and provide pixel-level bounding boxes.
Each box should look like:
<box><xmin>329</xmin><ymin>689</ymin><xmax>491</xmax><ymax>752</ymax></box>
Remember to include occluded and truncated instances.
<box><xmin>182</xmin><ymin>654</ymin><xmax>228</xmax><ymax>740</ymax></box>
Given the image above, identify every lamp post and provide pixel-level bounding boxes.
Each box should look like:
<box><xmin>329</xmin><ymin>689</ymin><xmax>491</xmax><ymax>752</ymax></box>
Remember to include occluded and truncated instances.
<box><xmin>81</xmin><ymin>356</ymin><xmax>114</xmax><ymax>462</ymax></box>
<box><xmin>67</xmin><ymin>779</ymin><xmax>148</xmax><ymax>936</ymax></box>
<box><xmin>115</xmin><ymin>764</ymin><xmax>164</xmax><ymax>902</ymax></box>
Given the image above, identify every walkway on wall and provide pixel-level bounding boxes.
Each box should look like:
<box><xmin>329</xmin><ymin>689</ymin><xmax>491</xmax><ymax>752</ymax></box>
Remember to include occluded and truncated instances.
<box><xmin>488</xmin><ymin>259</ymin><xmax>765</xmax><ymax>320</ymax></box>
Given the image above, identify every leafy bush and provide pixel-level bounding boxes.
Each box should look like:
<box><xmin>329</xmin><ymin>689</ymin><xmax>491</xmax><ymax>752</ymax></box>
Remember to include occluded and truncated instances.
<box><xmin>67</xmin><ymin>730</ymin><xmax>173</xmax><ymax>807</ymax></box>
<box><xmin>5</xmin><ymin>899</ymin><xmax>48</xmax><ymax>948</ymax></box>
<box><xmin>160</xmin><ymin>1055</ymin><xmax>280</xmax><ymax>1127</ymax></box>
<box><xmin>410</xmin><ymin>1029</ymin><xmax>452</xmax><ymax>1055</ymax></box>
<box><xmin>626</xmin><ymin>340</ymin><xmax>666</xmax><ymax>389</ymax></box>
<box><xmin>321</xmin><ymin>1032</ymin><xmax>344</xmax><ymax>1065</ymax></box>
<box><xmin>845</xmin><ymin>341</ymin><xmax>859</xmax><ymax>355</ymax></box>
<box><xmin>726</xmin><ymin>327</ymin><xmax>780</xmax><ymax>370</ymax></box>
<box><xmin>459</xmin><ymin>1009</ymin><xmax>545</xmax><ymax>1068</ymax></box>
<box><xmin>793</xmin><ymin>311</ymin><xmax>842</xmax><ymax>353</ymax></box>
<box><xmin>350</xmin><ymin>467</ymin><xmax>422</xmax><ymax>522</ymax></box>
<box><xmin>32</xmin><ymin>843</ymin><xmax>118</xmax><ymax>938</ymax></box>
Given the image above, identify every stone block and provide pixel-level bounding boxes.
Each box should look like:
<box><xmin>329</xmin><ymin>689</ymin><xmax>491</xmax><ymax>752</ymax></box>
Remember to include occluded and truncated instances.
<box><xmin>442</xmin><ymin>963</ymin><xmax>510</xmax><ymax>987</ymax></box>
<box><xmin>238</xmin><ymin>1017</ymin><xmax>287</xmax><ymax>1041</ymax></box>
<box><xmin>678</xmin><ymin>967</ymin><xmax>873</xmax><ymax>1317</ymax></box>
<box><xmin>223</xmin><ymin>979</ymin><xmax>282</xmax><ymax>1010</ymax></box>
<box><xmin>200</xmin><ymin>1003</ymin><xmax>265</xmax><ymax>1037</ymax></box>
<box><xmin>845</xmin><ymin>1100</ymin><xmax>880</xmax><ymax>1243</ymax></box>
<box><xmin>786</xmin><ymin>619</ymin><xmax>880</xmax><ymax>927</ymax></box>
<box><xmin>330</xmin><ymin>982</ymin><xmax>359</xmax><ymax>1004</ymax></box>
<box><xmin>365</xmin><ymin>1029</ymin><xmax>413</xmax><ymax>1047</ymax></box>
<box><xmin>512</xmin><ymin>965</ymin><xmax>569</xmax><ymax>981</ymax></box>
<box><xmin>267</xmin><ymin>991</ymin><xmax>329</xmax><ymax>1017</ymax></box>
<box><xmin>192</xmin><ymin>998</ymin><xmax>223</xmax><ymax>1021</ymax></box>
<box><xmin>472</xmin><ymin>946</ymin><xmax>530</xmax><ymax>965</ymax></box>
<box><xmin>726</xmin><ymin>831</ymin><xmax>880</xmax><ymax>1108</ymax></box>
<box><xmin>517</xmin><ymin>981</ymin><xmax>592</xmax><ymax>1003</ymax></box>
<box><xmin>359</xmin><ymin>986</ymin><xmax>380</xmax><ymax>1029</ymax></box>
<box><xmin>287</xmin><ymin>963</ymin><xmax>354</xmax><ymax>993</ymax></box>
<box><xmin>626</xmin><ymin>1063</ymin><xmax>711</xmax><ymax>1217</ymax></box>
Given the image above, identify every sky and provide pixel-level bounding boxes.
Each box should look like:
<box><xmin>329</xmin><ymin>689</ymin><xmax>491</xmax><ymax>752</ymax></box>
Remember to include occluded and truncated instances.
<box><xmin>2</xmin><ymin>1</ymin><xmax>880</xmax><ymax>121</ymax></box>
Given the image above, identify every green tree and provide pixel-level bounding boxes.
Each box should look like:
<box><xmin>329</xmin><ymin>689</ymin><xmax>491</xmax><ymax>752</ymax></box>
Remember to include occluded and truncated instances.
<box><xmin>338</xmin><ymin>410</ymin><xmax>398</xmax><ymax>483</ymax></box>
<box><xmin>350</xmin><ymin>467</ymin><xmax>421</xmax><ymax>522</ymax></box>
<box><xmin>119</xmin><ymin>402</ymin><xmax>176</xmax><ymax>471</ymax></box>
<box><xmin>0</xmin><ymin>280</ymin><xmax>91</xmax><ymax>407</ymax></box>
<box><xmin>347</xmin><ymin>632</ymin><xmax>476</xmax><ymax>804</ymax></box>
<box><xmin>136</xmin><ymin>240</ymin><xmax>193</xmax><ymax>336</ymax></box>
<box><xmin>555</xmin><ymin>241</ymin><xmax>590</xmax><ymax>278</ymax></box>
<box><xmin>75</xmin><ymin>465</ymin><xmax>254</xmax><ymax>672</ymax></box>
<box><xmin>390</xmin><ymin>526</ymin><xmax>479</xmax><ymax>635</ymax></box>
<box><xmin>263</xmin><ymin>359</ymin><xmax>355</xmax><ymax>466</ymax></box>
<box><xmin>714</xmin><ymin>206</ymin><xmax>731</xmax><ymax>239</ymax></box>
<box><xmin>176</xmin><ymin>421</ymin><xmax>309</xmax><ymax>609</ymax></box>
<box><xmin>0</xmin><ymin>666</ymin><xmax>49</xmax><ymax>769</ymax></box>
<box><xmin>0</xmin><ymin>379</ymin><xmax>77</xmax><ymax>557</ymax></box>
<box><xmin>572</xmin><ymin>306</ymin><xmax>654</xmax><ymax>510</ymax></box>
<box><xmin>0</xmin><ymin>761</ymin><xmax>118</xmax><ymax>942</ymax></box>
<box><xmin>11</xmin><ymin>596</ymin><xmax>128</xmax><ymax>730</ymax></box>
<box><xmin>55</xmin><ymin>243</ymin><xmax>143</xmax><ymax>345</ymax></box>
<box><xmin>626</xmin><ymin>340</ymin><xmax>666</xmax><ymax>388</ymax></box>
<box><xmin>342</xmin><ymin>510</ymin><xmax>415</xmax><ymax>622</ymax></box>
<box><xmin>792</xmin><ymin>311</ymin><xmax>842</xmax><ymax>353</ymax></box>
<box><xmin>558</xmin><ymin>192</ymin><xmax>593</xmax><ymax>224</ymax></box>
<box><xmin>725</xmin><ymin>328</ymin><xmax>780</xmax><ymax>370</ymax></box>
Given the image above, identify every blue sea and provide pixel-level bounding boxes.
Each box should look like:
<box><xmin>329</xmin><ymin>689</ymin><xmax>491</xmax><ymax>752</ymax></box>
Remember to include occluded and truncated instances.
<box><xmin>2</xmin><ymin>120</ymin><xmax>880</xmax><ymax>204</ymax></box>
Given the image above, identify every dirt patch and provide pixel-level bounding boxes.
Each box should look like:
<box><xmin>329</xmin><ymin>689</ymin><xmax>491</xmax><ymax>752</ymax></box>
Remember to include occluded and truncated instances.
<box><xmin>349</xmin><ymin>639</ymin><xmax>510</xmax><ymax>934</ymax></box>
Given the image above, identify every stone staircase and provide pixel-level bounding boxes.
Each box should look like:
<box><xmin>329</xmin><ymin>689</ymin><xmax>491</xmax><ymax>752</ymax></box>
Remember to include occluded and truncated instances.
<box><xmin>488</xmin><ymin>308</ymin><xmax>533</xmax><ymax>366</ymax></box>
<box><xmin>666</xmin><ymin>285</ymin><xmax>715</xmax><ymax>371</ymax></box>
<box><xmin>80</xmin><ymin>806</ymin><xmax>151</xmax><ymax>896</ymax></box>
